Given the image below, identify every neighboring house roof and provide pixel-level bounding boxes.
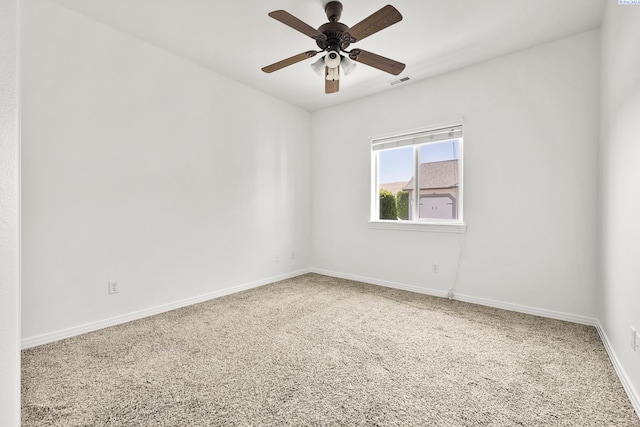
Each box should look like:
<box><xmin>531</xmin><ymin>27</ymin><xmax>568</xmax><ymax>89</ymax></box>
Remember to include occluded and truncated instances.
<box><xmin>403</xmin><ymin>160</ymin><xmax>459</xmax><ymax>190</ymax></box>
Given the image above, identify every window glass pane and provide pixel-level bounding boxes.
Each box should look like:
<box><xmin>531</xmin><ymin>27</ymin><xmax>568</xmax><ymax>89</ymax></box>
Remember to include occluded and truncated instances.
<box><xmin>371</xmin><ymin>125</ymin><xmax>463</xmax><ymax>226</ymax></box>
<box><xmin>417</xmin><ymin>139</ymin><xmax>460</xmax><ymax>220</ymax></box>
<box><xmin>378</xmin><ymin>146</ymin><xmax>414</xmax><ymax>221</ymax></box>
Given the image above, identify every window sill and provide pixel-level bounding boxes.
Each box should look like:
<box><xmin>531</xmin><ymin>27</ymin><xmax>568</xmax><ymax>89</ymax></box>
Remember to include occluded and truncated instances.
<box><xmin>368</xmin><ymin>220</ymin><xmax>467</xmax><ymax>233</ymax></box>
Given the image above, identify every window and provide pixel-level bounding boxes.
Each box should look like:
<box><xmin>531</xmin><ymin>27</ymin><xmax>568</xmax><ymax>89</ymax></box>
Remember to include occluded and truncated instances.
<box><xmin>370</xmin><ymin>123</ymin><xmax>464</xmax><ymax>230</ymax></box>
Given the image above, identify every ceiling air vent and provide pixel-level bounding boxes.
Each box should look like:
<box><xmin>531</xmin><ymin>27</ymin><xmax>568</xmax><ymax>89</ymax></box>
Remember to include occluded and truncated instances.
<box><xmin>390</xmin><ymin>76</ymin><xmax>410</xmax><ymax>85</ymax></box>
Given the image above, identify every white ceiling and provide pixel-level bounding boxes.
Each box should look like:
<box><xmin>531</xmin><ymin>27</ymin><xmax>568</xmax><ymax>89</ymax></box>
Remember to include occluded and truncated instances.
<box><xmin>51</xmin><ymin>0</ymin><xmax>606</xmax><ymax>112</ymax></box>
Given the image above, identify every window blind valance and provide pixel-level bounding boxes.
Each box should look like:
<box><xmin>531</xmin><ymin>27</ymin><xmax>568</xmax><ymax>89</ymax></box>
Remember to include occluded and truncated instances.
<box><xmin>371</xmin><ymin>124</ymin><xmax>463</xmax><ymax>151</ymax></box>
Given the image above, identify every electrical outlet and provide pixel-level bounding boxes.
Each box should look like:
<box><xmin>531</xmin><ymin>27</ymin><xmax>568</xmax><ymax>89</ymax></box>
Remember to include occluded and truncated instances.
<box><xmin>108</xmin><ymin>281</ymin><xmax>118</xmax><ymax>294</ymax></box>
<box><xmin>290</xmin><ymin>251</ymin><xmax>295</xmax><ymax>260</ymax></box>
<box><xmin>432</xmin><ymin>263</ymin><xmax>439</xmax><ymax>273</ymax></box>
<box><xmin>632</xmin><ymin>328</ymin><xmax>637</xmax><ymax>351</ymax></box>
<box><xmin>275</xmin><ymin>254</ymin><xmax>280</xmax><ymax>263</ymax></box>
<box><xmin>634</xmin><ymin>328</ymin><xmax>640</xmax><ymax>352</ymax></box>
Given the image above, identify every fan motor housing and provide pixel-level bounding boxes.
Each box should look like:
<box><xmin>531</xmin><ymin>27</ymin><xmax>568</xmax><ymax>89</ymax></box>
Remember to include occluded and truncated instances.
<box><xmin>316</xmin><ymin>21</ymin><xmax>351</xmax><ymax>51</ymax></box>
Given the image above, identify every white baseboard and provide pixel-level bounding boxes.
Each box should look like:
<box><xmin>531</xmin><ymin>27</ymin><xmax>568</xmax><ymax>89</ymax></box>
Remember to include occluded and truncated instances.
<box><xmin>451</xmin><ymin>293</ymin><xmax>597</xmax><ymax>326</ymax></box>
<box><xmin>311</xmin><ymin>268</ymin><xmax>597</xmax><ymax>326</ymax></box>
<box><xmin>596</xmin><ymin>321</ymin><xmax>640</xmax><ymax>418</ymax></box>
<box><xmin>21</xmin><ymin>268</ymin><xmax>311</xmax><ymax>349</ymax></box>
<box><xmin>310</xmin><ymin>268</ymin><xmax>451</xmax><ymax>298</ymax></box>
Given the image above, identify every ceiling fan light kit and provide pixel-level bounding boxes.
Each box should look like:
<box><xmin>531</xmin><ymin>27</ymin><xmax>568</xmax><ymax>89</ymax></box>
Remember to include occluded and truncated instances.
<box><xmin>311</xmin><ymin>57</ymin><xmax>326</xmax><ymax>76</ymax></box>
<box><xmin>324</xmin><ymin>50</ymin><xmax>341</xmax><ymax>69</ymax></box>
<box><xmin>261</xmin><ymin>1</ymin><xmax>405</xmax><ymax>94</ymax></box>
<box><xmin>340</xmin><ymin>55</ymin><xmax>357</xmax><ymax>75</ymax></box>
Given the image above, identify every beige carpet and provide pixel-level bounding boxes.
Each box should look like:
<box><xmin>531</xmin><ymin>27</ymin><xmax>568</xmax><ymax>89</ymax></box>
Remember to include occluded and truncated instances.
<box><xmin>22</xmin><ymin>273</ymin><xmax>639</xmax><ymax>426</ymax></box>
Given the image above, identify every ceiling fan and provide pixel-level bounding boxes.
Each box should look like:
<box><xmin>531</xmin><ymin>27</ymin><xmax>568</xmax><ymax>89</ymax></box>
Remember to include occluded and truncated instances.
<box><xmin>261</xmin><ymin>1</ymin><xmax>405</xmax><ymax>94</ymax></box>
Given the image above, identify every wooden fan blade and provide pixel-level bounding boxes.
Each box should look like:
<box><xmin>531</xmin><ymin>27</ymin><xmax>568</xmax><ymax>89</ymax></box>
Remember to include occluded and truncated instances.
<box><xmin>268</xmin><ymin>10</ymin><xmax>327</xmax><ymax>41</ymax></box>
<box><xmin>262</xmin><ymin>51</ymin><xmax>318</xmax><ymax>73</ymax></box>
<box><xmin>349</xmin><ymin>49</ymin><xmax>405</xmax><ymax>75</ymax></box>
<box><xmin>346</xmin><ymin>5</ymin><xmax>402</xmax><ymax>43</ymax></box>
<box><xmin>325</xmin><ymin>66</ymin><xmax>340</xmax><ymax>94</ymax></box>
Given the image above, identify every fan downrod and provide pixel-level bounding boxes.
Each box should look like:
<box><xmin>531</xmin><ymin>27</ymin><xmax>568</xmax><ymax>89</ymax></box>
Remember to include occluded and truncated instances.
<box><xmin>316</xmin><ymin>1</ymin><xmax>351</xmax><ymax>51</ymax></box>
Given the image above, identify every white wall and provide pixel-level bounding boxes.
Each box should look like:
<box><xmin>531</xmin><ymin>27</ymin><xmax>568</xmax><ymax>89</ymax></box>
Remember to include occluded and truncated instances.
<box><xmin>599</xmin><ymin>1</ymin><xmax>640</xmax><ymax>410</ymax></box>
<box><xmin>0</xmin><ymin>0</ymin><xmax>21</xmax><ymax>423</ymax></box>
<box><xmin>21</xmin><ymin>0</ymin><xmax>311</xmax><ymax>342</ymax></box>
<box><xmin>311</xmin><ymin>30</ymin><xmax>600</xmax><ymax>321</ymax></box>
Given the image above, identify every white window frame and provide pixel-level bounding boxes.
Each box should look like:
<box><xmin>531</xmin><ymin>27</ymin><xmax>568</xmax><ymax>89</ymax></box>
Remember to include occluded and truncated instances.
<box><xmin>369</xmin><ymin>121</ymin><xmax>466</xmax><ymax>233</ymax></box>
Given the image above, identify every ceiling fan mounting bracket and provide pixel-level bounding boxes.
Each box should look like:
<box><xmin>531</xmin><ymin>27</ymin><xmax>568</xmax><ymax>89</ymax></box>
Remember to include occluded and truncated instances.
<box><xmin>324</xmin><ymin>1</ymin><xmax>343</xmax><ymax>22</ymax></box>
